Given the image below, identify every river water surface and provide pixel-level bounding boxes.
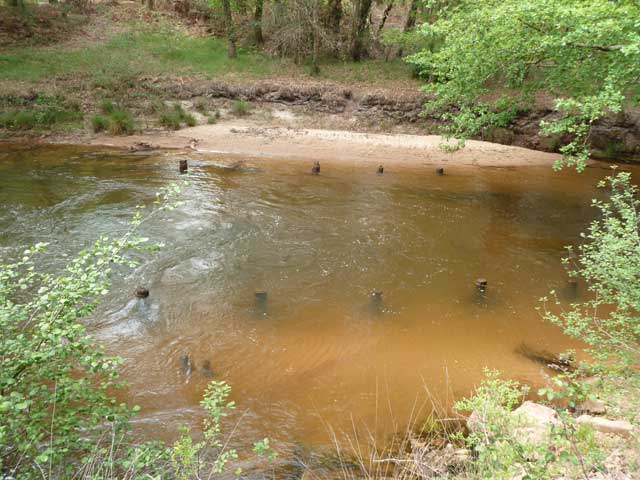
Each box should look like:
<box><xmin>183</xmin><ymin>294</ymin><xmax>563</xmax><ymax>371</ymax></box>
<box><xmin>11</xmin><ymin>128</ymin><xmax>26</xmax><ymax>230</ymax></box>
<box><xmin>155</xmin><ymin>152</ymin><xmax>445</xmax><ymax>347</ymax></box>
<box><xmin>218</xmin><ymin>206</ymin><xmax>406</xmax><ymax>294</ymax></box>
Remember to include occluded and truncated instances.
<box><xmin>0</xmin><ymin>143</ymin><xmax>631</xmax><ymax>472</ymax></box>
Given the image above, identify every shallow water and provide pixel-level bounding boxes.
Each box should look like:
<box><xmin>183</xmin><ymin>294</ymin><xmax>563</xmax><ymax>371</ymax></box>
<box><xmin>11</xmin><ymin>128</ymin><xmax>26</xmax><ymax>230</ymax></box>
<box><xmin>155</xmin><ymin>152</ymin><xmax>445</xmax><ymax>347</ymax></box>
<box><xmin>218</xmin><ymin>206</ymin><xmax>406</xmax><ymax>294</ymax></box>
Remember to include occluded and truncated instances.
<box><xmin>0</xmin><ymin>143</ymin><xmax>632</xmax><ymax>470</ymax></box>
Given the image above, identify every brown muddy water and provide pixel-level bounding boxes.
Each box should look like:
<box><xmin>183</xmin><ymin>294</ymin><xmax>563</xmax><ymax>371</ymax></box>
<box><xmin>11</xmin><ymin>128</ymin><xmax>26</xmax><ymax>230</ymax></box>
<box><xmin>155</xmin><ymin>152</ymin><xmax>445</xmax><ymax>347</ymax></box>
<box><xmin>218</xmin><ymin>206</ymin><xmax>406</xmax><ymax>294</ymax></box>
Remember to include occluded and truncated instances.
<box><xmin>0</xmin><ymin>143</ymin><xmax>634</xmax><ymax>473</ymax></box>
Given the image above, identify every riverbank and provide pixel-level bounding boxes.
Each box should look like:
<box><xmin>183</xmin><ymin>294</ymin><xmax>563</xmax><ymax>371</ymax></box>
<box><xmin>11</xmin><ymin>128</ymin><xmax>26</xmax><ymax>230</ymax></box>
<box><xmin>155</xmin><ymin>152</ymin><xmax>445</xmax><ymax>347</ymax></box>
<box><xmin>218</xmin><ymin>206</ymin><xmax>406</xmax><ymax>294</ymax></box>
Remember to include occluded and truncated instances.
<box><xmin>48</xmin><ymin>118</ymin><xmax>563</xmax><ymax>168</ymax></box>
<box><xmin>2</xmin><ymin>2</ymin><xmax>639</xmax><ymax>162</ymax></box>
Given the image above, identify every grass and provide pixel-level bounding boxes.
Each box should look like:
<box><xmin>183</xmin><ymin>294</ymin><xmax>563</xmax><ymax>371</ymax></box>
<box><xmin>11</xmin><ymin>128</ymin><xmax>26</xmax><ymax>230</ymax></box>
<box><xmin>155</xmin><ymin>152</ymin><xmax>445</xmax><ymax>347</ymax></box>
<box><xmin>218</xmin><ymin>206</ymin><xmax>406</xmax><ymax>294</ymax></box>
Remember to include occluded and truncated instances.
<box><xmin>0</xmin><ymin>94</ymin><xmax>83</xmax><ymax>131</ymax></box>
<box><xmin>90</xmin><ymin>100</ymin><xmax>135</xmax><ymax>134</ymax></box>
<box><xmin>231</xmin><ymin>99</ymin><xmax>250</xmax><ymax>116</ymax></box>
<box><xmin>0</xmin><ymin>18</ymin><xmax>417</xmax><ymax>89</ymax></box>
<box><xmin>158</xmin><ymin>102</ymin><xmax>196</xmax><ymax>130</ymax></box>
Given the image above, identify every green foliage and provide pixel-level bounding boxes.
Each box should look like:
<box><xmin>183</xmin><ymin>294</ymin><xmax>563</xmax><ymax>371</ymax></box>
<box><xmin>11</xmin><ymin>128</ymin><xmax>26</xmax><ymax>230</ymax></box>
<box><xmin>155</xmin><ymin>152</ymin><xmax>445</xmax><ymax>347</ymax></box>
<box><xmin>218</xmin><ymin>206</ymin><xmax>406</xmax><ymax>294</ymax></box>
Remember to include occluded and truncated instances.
<box><xmin>91</xmin><ymin>114</ymin><xmax>109</xmax><ymax>132</ymax></box>
<box><xmin>409</xmin><ymin>0</ymin><xmax>640</xmax><ymax>170</ymax></box>
<box><xmin>0</xmin><ymin>94</ymin><xmax>83</xmax><ymax>131</ymax></box>
<box><xmin>108</xmin><ymin>107</ymin><xmax>135</xmax><ymax>135</ymax></box>
<box><xmin>93</xmin><ymin>100</ymin><xmax>135</xmax><ymax>135</ymax></box>
<box><xmin>231</xmin><ymin>99</ymin><xmax>250</xmax><ymax>116</ymax></box>
<box><xmin>538</xmin><ymin>369</ymin><xmax>595</xmax><ymax>410</ymax></box>
<box><xmin>380</xmin><ymin>27</ymin><xmax>428</xmax><ymax>58</ymax></box>
<box><xmin>541</xmin><ymin>172</ymin><xmax>640</xmax><ymax>369</ymax></box>
<box><xmin>0</xmin><ymin>184</ymin><xmax>184</xmax><ymax>479</ymax></box>
<box><xmin>456</xmin><ymin>370</ymin><xmax>604</xmax><ymax>479</ymax></box>
<box><xmin>170</xmin><ymin>381</ymin><xmax>277</xmax><ymax>479</ymax></box>
<box><xmin>100</xmin><ymin>98</ymin><xmax>116</xmax><ymax>114</ymax></box>
<box><xmin>159</xmin><ymin>103</ymin><xmax>196</xmax><ymax>130</ymax></box>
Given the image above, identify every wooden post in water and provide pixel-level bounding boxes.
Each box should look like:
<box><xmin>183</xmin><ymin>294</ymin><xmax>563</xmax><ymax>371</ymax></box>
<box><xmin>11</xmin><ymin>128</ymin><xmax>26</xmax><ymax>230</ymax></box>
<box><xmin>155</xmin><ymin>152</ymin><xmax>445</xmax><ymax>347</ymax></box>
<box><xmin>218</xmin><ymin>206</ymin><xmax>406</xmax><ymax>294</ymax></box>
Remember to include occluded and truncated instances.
<box><xmin>179</xmin><ymin>159</ymin><xmax>188</xmax><ymax>174</ymax></box>
<box><xmin>436</xmin><ymin>167</ymin><xmax>445</xmax><ymax>175</ymax></box>
<box><xmin>135</xmin><ymin>287</ymin><xmax>149</xmax><ymax>298</ymax></box>
<box><xmin>475</xmin><ymin>278</ymin><xmax>487</xmax><ymax>293</ymax></box>
<box><xmin>312</xmin><ymin>161</ymin><xmax>320</xmax><ymax>175</ymax></box>
<box><xmin>377</xmin><ymin>165</ymin><xmax>384</xmax><ymax>175</ymax></box>
<box><xmin>180</xmin><ymin>355</ymin><xmax>192</xmax><ymax>377</ymax></box>
<box><xmin>255</xmin><ymin>291</ymin><xmax>268</xmax><ymax>316</ymax></box>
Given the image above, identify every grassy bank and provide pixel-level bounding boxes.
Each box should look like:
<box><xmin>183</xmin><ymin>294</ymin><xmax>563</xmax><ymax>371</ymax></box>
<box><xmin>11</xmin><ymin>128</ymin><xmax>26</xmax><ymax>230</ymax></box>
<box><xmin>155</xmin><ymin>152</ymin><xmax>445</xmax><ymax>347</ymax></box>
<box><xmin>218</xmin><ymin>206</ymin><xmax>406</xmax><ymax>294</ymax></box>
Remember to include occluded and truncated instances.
<box><xmin>0</xmin><ymin>3</ymin><xmax>417</xmax><ymax>138</ymax></box>
<box><xmin>0</xmin><ymin>3</ymin><xmax>416</xmax><ymax>87</ymax></box>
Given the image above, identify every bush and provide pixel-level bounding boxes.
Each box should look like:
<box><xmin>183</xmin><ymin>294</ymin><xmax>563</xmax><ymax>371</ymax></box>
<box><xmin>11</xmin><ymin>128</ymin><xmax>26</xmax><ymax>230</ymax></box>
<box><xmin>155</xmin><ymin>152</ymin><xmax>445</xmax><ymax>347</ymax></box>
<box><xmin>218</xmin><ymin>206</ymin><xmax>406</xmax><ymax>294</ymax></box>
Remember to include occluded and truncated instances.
<box><xmin>12</xmin><ymin>110</ymin><xmax>37</xmax><ymax>129</ymax></box>
<box><xmin>0</xmin><ymin>189</ymin><xmax>178</xmax><ymax>479</ymax></box>
<box><xmin>107</xmin><ymin>107</ymin><xmax>135</xmax><ymax>135</ymax></box>
<box><xmin>160</xmin><ymin>109</ymin><xmax>182</xmax><ymax>130</ymax></box>
<box><xmin>542</xmin><ymin>172</ymin><xmax>640</xmax><ymax>369</ymax></box>
<box><xmin>91</xmin><ymin>114</ymin><xmax>109</xmax><ymax>132</ymax></box>
<box><xmin>100</xmin><ymin>98</ymin><xmax>116</xmax><ymax>114</ymax></box>
<box><xmin>0</xmin><ymin>95</ymin><xmax>83</xmax><ymax>131</ymax></box>
<box><xmin>184</xmin><ymin>113</ymin><xmax>196</xmax><ymax>127</ymax></box>
<box><xmin>231</xmin><ymin>99</ymin><xmax>250</xmax><ymax>116</ymax></box>
<box><xmin>158</xmin><ymin>103</ymin><xmax>197</xmax><ymax>130</ymax></box>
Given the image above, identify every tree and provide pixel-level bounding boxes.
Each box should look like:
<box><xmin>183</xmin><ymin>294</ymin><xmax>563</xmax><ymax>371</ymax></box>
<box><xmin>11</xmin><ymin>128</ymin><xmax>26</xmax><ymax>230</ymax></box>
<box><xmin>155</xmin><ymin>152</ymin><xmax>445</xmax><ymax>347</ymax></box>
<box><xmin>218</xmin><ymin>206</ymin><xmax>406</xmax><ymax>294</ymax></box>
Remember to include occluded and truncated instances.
<box><xmin>408</xmin><ymin>0</ymin><xmax>640</xmax><ymax>171</ymax></box>
<box><xmin>325</xmin><ymin>0</ymin><xmax>342</xmax><ymax>35</ymax></box>
<box><xmin>350</xmin><ymin>0</ymin><xmax>373</xmax><ymax>60</ymax></box>
<box><xmin>221</xmin><ymin>0</ymin><xmax>237</xmax><ymax>58</ymax></box>
<box><xmin>253</xmin><ymin>0</ymin><xmax>264</xmax><ymax>44</ymax></box>
<box><xmin>376</xmin><ymin>0</ymin><xmax>394</xmax><ymax>38</ymax></box>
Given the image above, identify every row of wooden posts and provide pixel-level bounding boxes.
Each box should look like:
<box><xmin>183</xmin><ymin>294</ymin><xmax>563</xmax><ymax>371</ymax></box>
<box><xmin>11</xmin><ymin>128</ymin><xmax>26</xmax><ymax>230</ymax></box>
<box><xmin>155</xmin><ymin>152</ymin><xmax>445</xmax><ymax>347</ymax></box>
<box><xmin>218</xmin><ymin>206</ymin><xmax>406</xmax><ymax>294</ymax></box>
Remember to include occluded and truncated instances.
<box><xmin>135</xmin><ymin>281</ymin><xmax>490</xmax><ymax>300</ymax></box>
<box><xmin>177</xmin><ymin>159</ymin><xmax>446</xmax><ymax>176</ymax></box>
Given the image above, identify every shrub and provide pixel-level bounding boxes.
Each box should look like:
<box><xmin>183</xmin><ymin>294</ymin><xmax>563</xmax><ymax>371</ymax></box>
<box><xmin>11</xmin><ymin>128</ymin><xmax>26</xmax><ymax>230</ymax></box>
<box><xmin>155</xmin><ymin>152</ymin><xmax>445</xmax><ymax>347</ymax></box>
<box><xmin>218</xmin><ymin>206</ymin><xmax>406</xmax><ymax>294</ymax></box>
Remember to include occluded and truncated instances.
<box><xmin>100</xmin><ymin>98</ymin><xmax>116</xmax><ymax>114</ymax></box>
<box><xmin>91</xmin><ymin>114</ymin><xmax>109</xmax><ymax>132</ymax></box>
<box><xmin>0</xmin><ymin>95</ymin><xmax>82</xmax><ymax>132</ymax></box>
<box><xmin>108</xmin><ymin>107</ymin><xmax>135</xmax><ymax>135</ymax></box>
<box><xmin>160</xmin><ymin>109</ymin><xmax>182</xmax><ymax>130</ymax></box>
<box><xmin>207</xmin><ymin>114</ymin><xmax>218</xmax><ymax>124</ymax></box>
<box><xmin>184</xmin><ymin>113</ymin><xmax>196</xmax><ymax>127</ymax></box>
<box><xmin>158</xmin><ymin>103</ymin><xmax>197</xmax><ymax>130</ymax></box>
<box><xmin>231</xmin><ymin>99</ymin><xmax>250</xmax><ymax>116</ymax></box>
<box><xmin>0</xmin><ymin>185</ymin><xmax>182</xmax><ymax>479</ymax></box>
<box><xmin>541</xmin><ymin>172</ymin><xmax>640</xmax><ymax>369</ymax></box>
<box><xmin>12</xmin><ymin>111</ymin><xmax>37</xmax><ymax>129</ymax></box>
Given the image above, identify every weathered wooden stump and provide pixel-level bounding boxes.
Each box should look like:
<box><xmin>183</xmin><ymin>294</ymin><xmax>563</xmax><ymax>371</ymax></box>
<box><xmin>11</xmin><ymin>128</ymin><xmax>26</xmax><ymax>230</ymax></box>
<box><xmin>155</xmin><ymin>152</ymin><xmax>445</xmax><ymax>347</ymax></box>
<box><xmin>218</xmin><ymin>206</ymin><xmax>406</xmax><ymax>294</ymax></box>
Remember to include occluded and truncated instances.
<box><xmin>311</xmin><ymin>161</ymin><xmax>320</xmax><ymax>175</ymax></box>
<box><xmin>179</xmin><ymin>159</ymin><xmax>188</xmax><ymax>174</ymax></box>
<box><xmin>475</xmin><ymin>278</ymin><xmax>487</xmax><ymax>293</ymax></box>
<box><xmin>135</xmin><ymin>286</ymin><xmax>149</xmax><ymax>298</ymax></box>
<box><xmin>180</xmin><ymin>355</ymin><xmax>192</xmax><ymax>376</ymax></box>
<box><xmin>436</xmin><ymin>167</ymin><xmax>445</xmax><ymax>175</ymax></box>
<box><xmin>377</xmin><ymin>165</ymin><xmax>384</xmax><ymax>175</ymax></box>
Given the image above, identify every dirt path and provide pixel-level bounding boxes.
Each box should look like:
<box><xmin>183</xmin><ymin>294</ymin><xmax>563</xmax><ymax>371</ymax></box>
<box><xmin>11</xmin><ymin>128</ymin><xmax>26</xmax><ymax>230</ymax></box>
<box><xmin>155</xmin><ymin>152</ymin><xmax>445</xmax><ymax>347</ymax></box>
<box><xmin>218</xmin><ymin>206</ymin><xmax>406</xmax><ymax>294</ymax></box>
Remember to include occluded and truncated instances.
<box><xmin>82</xmin><ymin>121</ymin><xmax>562</xmax><ymax>168</ymax></box>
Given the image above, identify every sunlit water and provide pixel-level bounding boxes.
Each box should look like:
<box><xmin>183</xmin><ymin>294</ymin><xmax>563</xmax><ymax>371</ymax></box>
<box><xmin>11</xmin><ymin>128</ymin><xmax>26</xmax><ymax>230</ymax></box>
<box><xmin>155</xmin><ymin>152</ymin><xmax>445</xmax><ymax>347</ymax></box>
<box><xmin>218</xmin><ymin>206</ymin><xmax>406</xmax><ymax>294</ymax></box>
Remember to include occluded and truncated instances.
<box><xmin>0</xmin><ymin>143</ymin><xmax>632</xmax><ymax>474</ymax></box>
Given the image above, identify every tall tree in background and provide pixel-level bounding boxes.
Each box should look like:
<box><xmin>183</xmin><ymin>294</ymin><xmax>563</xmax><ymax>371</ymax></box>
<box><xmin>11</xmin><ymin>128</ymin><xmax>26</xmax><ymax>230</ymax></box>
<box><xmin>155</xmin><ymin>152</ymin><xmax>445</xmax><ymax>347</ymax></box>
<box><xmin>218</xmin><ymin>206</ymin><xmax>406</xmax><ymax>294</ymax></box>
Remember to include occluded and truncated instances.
<box><xmin>325</xmin><ymin>0</ymin><xmax>342</xmax><ymax>34</ymax></box>
<box><xmin>408</xmin><ymin>0</ymin><xmax>640</xmax><ymax>170</ymax></box>
<box><xmin>350</xmin><ymin>0</ymin><xmax>373</xmax><ymax>60</ymax></box>
<box><xmin>253</xmin><ymin>0</ymin><xmax>264</xmax><ymax>44</ymax></box>
<box><xmin>222</xmin><ymin>0</ymin><xmax>237</xmax><ymax>57</ymax></box>
<box><xmin>376</xmin><ymin>0</ymin><xmax>394</xmax><ymax>38</ymax></box>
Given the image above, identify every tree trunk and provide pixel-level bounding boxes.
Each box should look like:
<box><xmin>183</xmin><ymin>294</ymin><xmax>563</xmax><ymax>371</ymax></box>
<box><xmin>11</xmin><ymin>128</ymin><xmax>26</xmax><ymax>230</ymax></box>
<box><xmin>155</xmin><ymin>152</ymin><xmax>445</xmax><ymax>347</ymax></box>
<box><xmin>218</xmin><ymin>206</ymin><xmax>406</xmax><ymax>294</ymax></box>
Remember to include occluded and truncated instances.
<box><xmin>146</xmin><ymin>0</ymin><xmax>154</xmax><ymax>10</ymax></box>
<box><xmin>222</xmin><ymin>0</ymin><xmax>237</xmax><ymax>58</ymax></box>
<box><xmin>310</xmin><ymin>0</ymin><xmax>320</xmax><ymax>74</ymax></box>
<box><xmin>397</xmin><ymin>0</ymin><xmax>417</xmax><ymax>57</ymax></box>
<box><xmin>253</xmin><ymin>0</ymin><xmax>264</xmax><ymax>45</ymax></box>
<box><xmin>403</xmin><ymin>0</ymin><xmax>418</xmax><ymax>32</ymax></box>
<box><xmin>376</xmin><ymin>0</ymin><xmax>394</xmax><ymax>37</ymax></box>
<box><xmin>325</xmin><ymin>0</ymin><xmax>342</xmax><ymax>34</ymax></box>
<box><xmin>350</xmin><ymin>0</ymin><xmax>372</xmax><ymax>61</ymax></box>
